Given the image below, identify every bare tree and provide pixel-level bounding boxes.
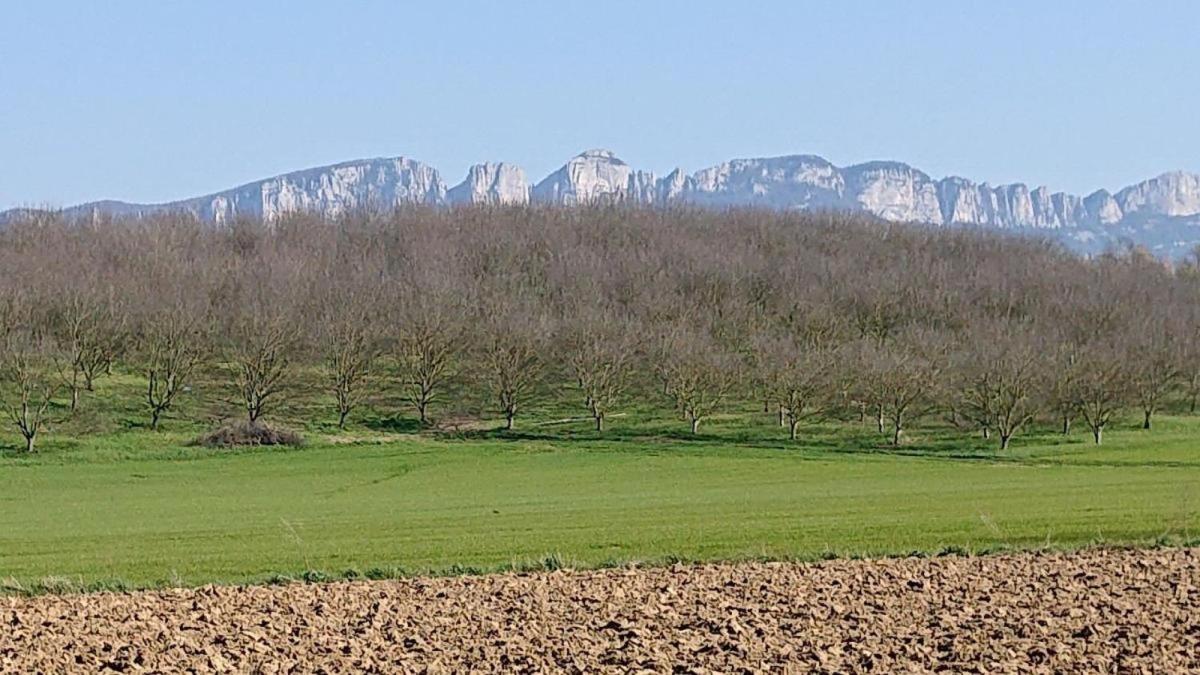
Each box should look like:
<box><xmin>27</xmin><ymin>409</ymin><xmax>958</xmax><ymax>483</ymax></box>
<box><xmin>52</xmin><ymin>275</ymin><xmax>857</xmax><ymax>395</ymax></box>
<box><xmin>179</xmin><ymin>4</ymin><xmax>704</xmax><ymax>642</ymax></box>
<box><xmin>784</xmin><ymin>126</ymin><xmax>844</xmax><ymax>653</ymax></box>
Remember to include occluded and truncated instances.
<box><xmin>951</xmin><ymin>327</ymin><xmax>1043</xmax><ymax>450</ymax></box>
<box><xmin>761</xmin><ymin>339</ymin><xmax>835</xmax><ymax>441</ymax></box>
<box><xmin>660</xmin><ymin>332</ymin><xmax>738</xmax><ymax>434</ymax></box>
<box><xmin>1046</xmin><ymin>344</ymin><xmax>1079</xmax><ymax>435</ymax></box>
<box><xmin>859</xmin><ymin>335</ymin><xmax>942</xmax><ymax>446</ymax></box>
<box><xmin>395</xmin><ymin>313</ymin><xmax>457</xmax><ymax>426</ymax></box>
<box><xmin>230</xmin><ymin>316</ymin><xmax>297</xmax><ymax>425</ymax></box>
<box><xmin>0</xmin><ymin>334</ymin><xmax>61</xmax><ymax>453</ymax></box>
<box><xmin>564</xmin><ymin>314</ymin><xmax>637</xmax><ymax>432</ymax></box>
<box><xmin>139</xmin><ymin>307</ymin><xmax>209</xmax><ymax>430</ymax></box>
<box><xmin>1071</xmin><ymin>342</ymin><xmax>1130</xmax><ymax>445</ymax></box>
<box><xmin>475</xmin><ymin>309</ymin><xmax>546</xmax><ymax>430</ymax></box>
<box><xmin>53</xmin><ymin>292</ymin><xmax>126</xmax><ymax>411</ymax></box>
<box><xmin>1180</xmin><ymin>314</ymin><xmax>1200</xmax><ymax>413</ymax></box>
<box><xmin>1186</xmin><ymin>361</ymin><xmax>1200</xmax><ymax>415</ymax></box>
<box><xmin>322</xmin><ymin>307</ymin><xmax>377</xmax><ymax>429</ymax></box>
<box><xmin>1127</xmin><ymin>323</ymin><xmax>1179</xmax><ymax>430</ymax></box>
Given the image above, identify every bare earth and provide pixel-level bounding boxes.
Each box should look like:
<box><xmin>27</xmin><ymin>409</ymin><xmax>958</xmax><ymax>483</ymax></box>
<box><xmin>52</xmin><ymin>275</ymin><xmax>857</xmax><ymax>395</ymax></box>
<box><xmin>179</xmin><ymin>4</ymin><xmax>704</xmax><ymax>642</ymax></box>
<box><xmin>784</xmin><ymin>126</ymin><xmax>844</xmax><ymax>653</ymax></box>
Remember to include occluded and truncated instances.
<box><xmin>2</xmin><ymin>548</ymin><xmax>1197</xmax><ymax>673</ymax></box>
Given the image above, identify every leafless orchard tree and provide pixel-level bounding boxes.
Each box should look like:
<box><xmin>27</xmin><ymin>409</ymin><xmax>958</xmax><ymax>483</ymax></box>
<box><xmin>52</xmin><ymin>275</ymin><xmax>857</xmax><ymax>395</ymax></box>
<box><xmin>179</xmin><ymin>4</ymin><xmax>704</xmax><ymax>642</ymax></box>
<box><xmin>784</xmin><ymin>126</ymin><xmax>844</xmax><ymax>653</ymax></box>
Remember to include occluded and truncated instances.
<box><xmin>758</xmin><ymin>337</ymin><xmax>836</xmax><ymax>441</ymax></box>
<box><xmin>1180</xmin><ymin>309</ymin><xmax>1200</xmax><ymax>415</ymax></box>
<box><xmin>139</xmin><ymin>306</ymin><xmax>209</xmax><ymax>430</ymax></box>
<box><xmin>1126</xmin><ymin>321</ymin><xmax>1180</xmax><ymax>430</ymax></box>
<box><xmin>1071</xmin><ymin>341</ymin><xmax>1131</xmax><ymax>445</ymax></box>
<box><xmin>473</xmin><ymin>307</ymin><xmax>546</xmax><ymax>430</ymax></box>
<box><xmin>321</xmin><ymin>304</ymin><xmax>378</xmax><ymax>430</ymax></box>
<box><xmin>950</xmin><ymin>326</ymin><xmax>1044</xmax><ymax>450</ymax></box>
<box><xmin>847</xmin><ymin>356</ymin><xmax>888</xmax><ymax>435</ymax></box>
<box><xmin>563</xmin><ymin>313</ymin><xmax>638</xmax><ymax>432</ymax></box>
<box><xmin>857</xmin><ymin>335</ymin><xmax>942</xmax><ymax>447</ymax></box>
<box><xmin>660</xmin><ymin>331</ymin><xmax>739</xmax><ymax>434</ymax></box>
<box><xmin>229</xmin><ymin>315</ymin><xmax>298</xmax><ymax>425</ymax></box>
<box><xmin>1045</xmin><ymin>343</ymin><xmax>1080</xmax><ymax>435</ymax></box>
<box><xmin>53</xmin><ymin>291</ymin><xmax>127</xmax><ymax>411</ymax></box>
<box><xmin>1185</xmin><ymin>351</ymin><xmax>1200</xmax><ymax>415</ymax></box>
<box><xmin>0</xmin><ymin>333</ymin><xmax>61</xmax><ymax>453</ymax></box>
<box><xmin>394</xmin><ymin>309</ymin><xmax>458</xmax><ymax>427</ymax></box>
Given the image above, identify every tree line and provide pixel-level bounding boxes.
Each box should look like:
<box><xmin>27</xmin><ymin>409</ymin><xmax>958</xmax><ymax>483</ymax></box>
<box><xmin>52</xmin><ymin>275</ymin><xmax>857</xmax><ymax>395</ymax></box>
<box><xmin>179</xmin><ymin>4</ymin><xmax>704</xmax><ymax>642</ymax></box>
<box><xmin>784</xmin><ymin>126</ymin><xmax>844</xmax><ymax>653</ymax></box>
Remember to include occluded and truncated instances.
<box><xmin>1</xmin><ymin>206</ymin><xmax>1199</xmax><ymax>453</ymax></box>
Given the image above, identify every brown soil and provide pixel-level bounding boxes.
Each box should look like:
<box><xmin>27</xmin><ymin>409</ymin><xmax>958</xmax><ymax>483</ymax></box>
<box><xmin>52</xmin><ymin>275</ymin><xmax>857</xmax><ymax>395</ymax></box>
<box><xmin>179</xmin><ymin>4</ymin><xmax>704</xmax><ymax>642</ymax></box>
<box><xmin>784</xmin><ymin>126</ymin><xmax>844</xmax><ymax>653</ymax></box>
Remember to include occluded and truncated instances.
<box><xmin>1</xmin><ymin>548</ymin><xmax>1196</xmax><ymax>673</ymax></box>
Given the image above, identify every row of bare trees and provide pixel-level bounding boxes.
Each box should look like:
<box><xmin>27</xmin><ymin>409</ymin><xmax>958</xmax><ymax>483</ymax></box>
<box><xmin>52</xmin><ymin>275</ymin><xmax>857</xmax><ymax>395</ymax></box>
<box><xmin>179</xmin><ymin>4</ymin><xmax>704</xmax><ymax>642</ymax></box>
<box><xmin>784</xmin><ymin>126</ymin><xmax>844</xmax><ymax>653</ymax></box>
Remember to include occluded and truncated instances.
<box><xmin>1</xmin><ymin>206</ymin><xmax>1198</xmax><ymax>452</ymax></box>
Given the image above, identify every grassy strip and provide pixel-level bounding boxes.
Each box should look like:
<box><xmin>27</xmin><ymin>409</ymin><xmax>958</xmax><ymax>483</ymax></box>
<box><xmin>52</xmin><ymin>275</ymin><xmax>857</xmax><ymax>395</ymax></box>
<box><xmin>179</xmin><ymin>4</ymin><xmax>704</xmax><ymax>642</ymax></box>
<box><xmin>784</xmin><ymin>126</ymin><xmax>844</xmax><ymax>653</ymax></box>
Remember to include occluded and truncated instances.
<box><xmin>4</xmin><ymin>537</ymin><xmax>1197</xmax><ymax>597</ymax></box>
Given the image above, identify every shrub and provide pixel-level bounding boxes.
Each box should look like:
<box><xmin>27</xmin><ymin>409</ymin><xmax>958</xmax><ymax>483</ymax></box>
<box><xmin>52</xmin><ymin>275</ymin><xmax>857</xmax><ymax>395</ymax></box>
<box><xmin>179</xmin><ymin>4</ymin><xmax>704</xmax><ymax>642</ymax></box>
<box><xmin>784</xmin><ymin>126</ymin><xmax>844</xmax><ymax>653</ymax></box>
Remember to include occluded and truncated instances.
<box><xmin>300</xmin><ymin>569</ymin><xmax>330</xmax><ymax>584</ymax></box>
<box><xmin>193</xmin><ymin>421</ymin><xmax>303</xmax><ymax>448</ymax></box>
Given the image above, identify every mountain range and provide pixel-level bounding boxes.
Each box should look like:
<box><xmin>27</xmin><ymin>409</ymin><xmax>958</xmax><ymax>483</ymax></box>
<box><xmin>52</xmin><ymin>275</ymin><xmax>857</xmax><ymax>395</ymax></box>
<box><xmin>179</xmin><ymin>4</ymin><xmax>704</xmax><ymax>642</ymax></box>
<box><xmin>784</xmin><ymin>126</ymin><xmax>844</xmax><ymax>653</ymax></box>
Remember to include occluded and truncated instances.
<box><xmin>4</xmin><ymin>149</ymin><xmax>1199</xmax><ymax>257</ymax></box>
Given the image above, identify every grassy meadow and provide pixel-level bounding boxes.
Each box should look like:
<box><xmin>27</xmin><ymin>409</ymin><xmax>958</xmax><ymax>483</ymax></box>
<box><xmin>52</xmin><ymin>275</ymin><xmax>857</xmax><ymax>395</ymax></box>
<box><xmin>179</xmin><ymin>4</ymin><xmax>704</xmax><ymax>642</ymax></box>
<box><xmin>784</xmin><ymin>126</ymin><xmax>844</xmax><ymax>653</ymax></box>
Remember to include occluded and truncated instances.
<box><xmin>0</xmin><ymin>369</ymin><xmax>1197</xmax><ymax>591</ymax></box>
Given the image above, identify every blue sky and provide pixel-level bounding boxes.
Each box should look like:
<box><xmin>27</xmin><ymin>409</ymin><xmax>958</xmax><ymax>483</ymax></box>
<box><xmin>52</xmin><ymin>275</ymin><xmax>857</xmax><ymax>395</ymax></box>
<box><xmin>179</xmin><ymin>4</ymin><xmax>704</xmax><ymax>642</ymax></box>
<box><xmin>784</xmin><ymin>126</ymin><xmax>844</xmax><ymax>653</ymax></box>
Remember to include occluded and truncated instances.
<box><xmin>2</xmin><ymin>1</ymin><xmax>1197</xmax><ymax>209</ymax></box>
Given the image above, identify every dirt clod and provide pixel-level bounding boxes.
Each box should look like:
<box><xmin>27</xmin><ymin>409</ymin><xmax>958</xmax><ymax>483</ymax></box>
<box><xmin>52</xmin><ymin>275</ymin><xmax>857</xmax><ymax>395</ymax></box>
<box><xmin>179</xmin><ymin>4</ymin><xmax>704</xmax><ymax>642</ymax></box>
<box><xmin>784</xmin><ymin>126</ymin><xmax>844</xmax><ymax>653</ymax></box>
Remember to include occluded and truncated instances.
<box><xmin>1</xmin><ymin>548</ymin><xmax>1196</xmax><ymax>672</ymax></box>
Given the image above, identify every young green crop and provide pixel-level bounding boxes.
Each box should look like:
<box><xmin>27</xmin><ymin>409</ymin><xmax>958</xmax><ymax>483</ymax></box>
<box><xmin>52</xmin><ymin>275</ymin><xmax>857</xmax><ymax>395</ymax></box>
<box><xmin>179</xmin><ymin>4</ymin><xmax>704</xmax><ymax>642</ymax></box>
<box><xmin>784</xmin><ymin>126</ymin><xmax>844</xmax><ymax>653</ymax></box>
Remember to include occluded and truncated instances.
<box><xmin>0</xmin><ymin>374</ymin><xmax>1195</xmax><ymax>590</ymax></box>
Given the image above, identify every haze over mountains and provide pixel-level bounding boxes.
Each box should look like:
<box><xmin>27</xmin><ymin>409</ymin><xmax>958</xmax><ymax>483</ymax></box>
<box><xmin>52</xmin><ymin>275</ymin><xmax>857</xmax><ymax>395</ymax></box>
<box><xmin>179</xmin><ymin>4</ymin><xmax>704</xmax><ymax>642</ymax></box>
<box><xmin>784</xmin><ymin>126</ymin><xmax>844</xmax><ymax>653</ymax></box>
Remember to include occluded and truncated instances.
<box><xmin>4</xmin><ymin>149</ymin><xmax>1199</xmax><ymax>257</ymax></box>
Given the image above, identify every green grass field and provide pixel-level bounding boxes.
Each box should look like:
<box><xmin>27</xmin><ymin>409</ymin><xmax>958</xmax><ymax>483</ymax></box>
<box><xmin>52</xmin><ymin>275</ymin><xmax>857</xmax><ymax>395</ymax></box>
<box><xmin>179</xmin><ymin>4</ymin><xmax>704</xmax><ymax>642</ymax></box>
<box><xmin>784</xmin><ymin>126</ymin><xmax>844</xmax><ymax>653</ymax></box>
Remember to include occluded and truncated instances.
<box><xmin>0</xmin><ymin>372</ymin><xmax>1197</xmax><ymax>590</ymax></box>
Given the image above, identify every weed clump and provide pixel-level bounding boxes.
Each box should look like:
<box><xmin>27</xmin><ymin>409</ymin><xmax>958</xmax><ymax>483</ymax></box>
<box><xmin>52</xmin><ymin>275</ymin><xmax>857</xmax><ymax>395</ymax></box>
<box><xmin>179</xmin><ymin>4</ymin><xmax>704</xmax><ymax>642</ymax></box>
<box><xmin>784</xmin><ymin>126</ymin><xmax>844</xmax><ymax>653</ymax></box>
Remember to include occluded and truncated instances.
<box><xmin>194</xmin><ymin>421</ymin><xmax>304</xmax><ymax>448</ymax></box>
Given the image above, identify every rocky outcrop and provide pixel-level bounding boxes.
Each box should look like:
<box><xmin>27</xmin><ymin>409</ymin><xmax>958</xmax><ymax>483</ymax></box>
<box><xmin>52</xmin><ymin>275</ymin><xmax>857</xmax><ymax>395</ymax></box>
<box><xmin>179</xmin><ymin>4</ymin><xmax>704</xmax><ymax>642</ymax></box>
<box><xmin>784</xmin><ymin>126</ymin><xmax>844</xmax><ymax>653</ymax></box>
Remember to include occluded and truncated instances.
<box><xmin>252</xmin><ymin>158</ymin><xmax>445</xmax><ymax>221</ymax></box>
<box><xmin>685</xmin><ymin>155</ymin><xmax>845</xmax><ymax>209</ymax></box>
<box><xmin>531</xmin><ymin>149</ymin><xmax>658</xmax><ymax>205</ymax></box>
<box><xmin>656</xmin><ymin>168</ymin><xmax>693</xmax><ymax>203</ymax></box>
<box><xmin>447</xmin><ymin>163</ymin><xmax>529</xmax><ymax>205</ymax></box>
<box><xmin>1082</xmin><ymin>190</ymin><xmax>1124</xmax><ymax>226</ymax></box>
<box><xmin>1116</xmin><ymin>172</ymin><xmax>1200</xmax><ymax>218</ymax></box>
<box><xmin>12</xmin><ymin>158</ymin><xmax>447</xmax><ymax>224</ymax></box>
<box><xmin>843</xmin><ymin>162</ymin><xmax>942</xmax><ymax>224</ymax></box>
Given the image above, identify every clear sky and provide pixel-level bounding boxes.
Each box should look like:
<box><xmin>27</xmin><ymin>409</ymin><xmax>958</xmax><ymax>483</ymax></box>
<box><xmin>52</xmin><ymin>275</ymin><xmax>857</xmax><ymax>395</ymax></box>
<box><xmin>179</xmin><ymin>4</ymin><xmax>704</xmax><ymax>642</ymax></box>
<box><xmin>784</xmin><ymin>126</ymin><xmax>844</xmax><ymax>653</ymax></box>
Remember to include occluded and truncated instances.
<box><xmin>2</xmin><ymin>1</ymin><xmax>1197</xmax><ymax>209</ymax></box>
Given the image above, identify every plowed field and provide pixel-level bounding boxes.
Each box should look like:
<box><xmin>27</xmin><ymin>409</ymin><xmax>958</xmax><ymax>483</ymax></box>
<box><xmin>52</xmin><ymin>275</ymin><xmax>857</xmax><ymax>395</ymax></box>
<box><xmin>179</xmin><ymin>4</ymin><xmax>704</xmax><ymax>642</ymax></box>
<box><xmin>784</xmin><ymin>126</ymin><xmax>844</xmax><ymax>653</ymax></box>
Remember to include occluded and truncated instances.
<box><xmin>2</xmin><ymin>547</ymin><xmax>1196</xmax><ymax>673</ymax></box>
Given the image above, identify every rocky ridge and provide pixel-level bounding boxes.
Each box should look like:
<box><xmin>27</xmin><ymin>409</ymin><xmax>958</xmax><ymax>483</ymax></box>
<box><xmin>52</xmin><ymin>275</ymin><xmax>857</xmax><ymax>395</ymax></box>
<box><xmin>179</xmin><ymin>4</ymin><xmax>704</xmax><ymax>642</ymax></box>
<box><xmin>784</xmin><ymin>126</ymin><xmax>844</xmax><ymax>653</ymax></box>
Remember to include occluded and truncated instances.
<box><xmin>5</xmin><ymin>149</ymin><xmax>1199</xmax><ymax>256</ymax></box>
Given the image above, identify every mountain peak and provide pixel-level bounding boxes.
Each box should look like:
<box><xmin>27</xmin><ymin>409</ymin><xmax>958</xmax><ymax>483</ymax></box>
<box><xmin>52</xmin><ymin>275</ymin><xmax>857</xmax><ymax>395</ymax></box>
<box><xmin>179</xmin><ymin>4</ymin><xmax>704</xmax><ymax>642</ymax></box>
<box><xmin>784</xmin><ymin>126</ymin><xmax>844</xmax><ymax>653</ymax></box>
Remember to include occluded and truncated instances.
<box><xmin>847</xmin><ymin>160</ymin><xmax>925</xmax><ymax>176</ymax></box>
<box><xmin>447</xmin><ymin>163</ymin><xmax>529</xmax><ymax>206</ymax></box>
<box><xmin>1115</xmin><ymin>171</ymin><xmax>1200</xmax><ymax>218</ymax></box>
<box><xmin>576</xmin><ymin>148</ymin><xmax>619</xmax><ymax>160</ymax></box>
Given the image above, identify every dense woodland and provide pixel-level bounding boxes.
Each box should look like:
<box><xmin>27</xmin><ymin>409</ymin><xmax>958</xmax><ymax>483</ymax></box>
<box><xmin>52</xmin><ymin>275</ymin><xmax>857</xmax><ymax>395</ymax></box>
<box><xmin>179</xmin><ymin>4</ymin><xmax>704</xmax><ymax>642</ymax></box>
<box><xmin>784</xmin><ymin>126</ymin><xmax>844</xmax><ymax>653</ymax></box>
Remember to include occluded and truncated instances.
<box><xmin>1</xmin><ymin>206</ymin><xmax>1199</xmax><ymax>453</ymax></box>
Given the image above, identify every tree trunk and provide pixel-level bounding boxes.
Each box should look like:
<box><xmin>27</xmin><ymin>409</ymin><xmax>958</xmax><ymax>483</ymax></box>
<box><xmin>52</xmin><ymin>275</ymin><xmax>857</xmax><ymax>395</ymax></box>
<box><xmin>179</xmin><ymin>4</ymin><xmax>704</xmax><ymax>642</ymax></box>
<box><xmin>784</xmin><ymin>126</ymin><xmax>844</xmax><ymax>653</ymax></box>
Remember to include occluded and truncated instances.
<box><xmin>892</xmin><ymin>414</ymin><xmax>903</xmax><ymax>446</ymax></box>
<box><xmin>505</xmin><ymin>411</ymin><xmax>515</xmax><ymax>430</ymax></box>
<box><xmin>151</xmin><ymin>409</ymin><xmax>162</xmax><ymax>431</ymax></box>
<box><xmin>1092</xmin><ymin>425</ymin><xmax>1103</xmax><ymax>445</ymax></box>
<box><xmin>876</xmin><ymin>405</ymin><xmax>885</xmax><ymax>434</ymax></box>
<box><xmin>23</xmin><ymin>434</ymin><xmax>35</xmax><ymax>453</ymax></box>
<box><xmin>594</xmin><ymin>414</ymin><xmax>604</xmax><ymax>432</ymax></box>
<box><xmin>70</xmin><ymin>387</ymin><xmax>80</xmax><ymax>412</ymax></box>
<box><xmin>1142</xmin><ymin>410</ymin><xmax>1152</xmax><ymax>430</ymax></box>
<box><xmin>777</xmin><ymin>405</ymin><xmax>785</xmax><ymax>427</ymax></box>
<box><xmin>858</xmin><ymin>402</ymin><xmax>866</xmax><ymax>424</ymax></box>
<box><xmin>763</xmin><ymin>399</ymin><xmax>770</xmax><ymax>414</ymax></box>
<box><xmin>1061</xmin><ymin>414</ymin><xmax>1071</xmax><ymax>435</ymax></box>
<box><xmin>999</xmin><ymin>433</ymin><xmax>1011</xmax><ymax>451</ymax></box>
<box><xmin>690</xmin><ymin>416</ymin><xmax>700</xmax><ymax>434</ymax></box>
<box><xmin>788</xmin><ymin>419</ymin><xmax>799</xmax><ymax>441</ymax></box>
<box><xmin>982</xmin><ymin>426</ymin><xmax>990</xmax><ymax>440</ymax></box>
<box><xmin>338</xmin><ymin>408</ymin><xmax>349</xmax><ymax>430</ymax></box>
<box><xmin>418</xmin><ymin>401</ymin><xmax>428</xmax><ymax>425</ymax></box>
